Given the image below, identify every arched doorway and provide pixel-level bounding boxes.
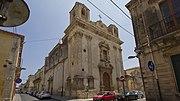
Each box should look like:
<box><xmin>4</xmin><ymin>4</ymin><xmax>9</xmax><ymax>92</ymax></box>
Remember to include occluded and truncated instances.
<box><xmin>103</xmin><ymin>72</ymin><xmax>110</xmax><ymax>91</ymax></box>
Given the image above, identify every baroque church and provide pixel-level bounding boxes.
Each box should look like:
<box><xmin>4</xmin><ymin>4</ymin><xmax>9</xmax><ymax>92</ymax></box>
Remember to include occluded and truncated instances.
<box><xmin>44</xmin><ymin>2</ymin><xmax>124</xmax><ymax>98</ymax></box>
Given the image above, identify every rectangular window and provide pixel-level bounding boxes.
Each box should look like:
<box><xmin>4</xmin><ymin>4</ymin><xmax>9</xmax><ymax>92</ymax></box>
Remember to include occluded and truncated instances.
<box><xmin>172</xmin><ymin>0</ymin><xmax>180</xmax><ymax>24</ymax></box>
<box><xmin>160</xmin><ymin>1</ymin><xmax>174</xmax><ymax>28</ymax></box>
<box><xmin>172</xmin><ymin>0</ymin><xmax>180</xmax><ymax>14</ymax></box>
<box><xmin>160</xmin><ymin>0</ymin><xmax>180</xmax><ymax>28</ymax></box>
<box><xmin>103</xmin><ymin>50</ymin><xmax>108</xmax><ymax>61</ymax></box>
<box><xmin>171</xmin><ymin>54</ymin><xmax>180</xmax><ymax>93</ymax></box>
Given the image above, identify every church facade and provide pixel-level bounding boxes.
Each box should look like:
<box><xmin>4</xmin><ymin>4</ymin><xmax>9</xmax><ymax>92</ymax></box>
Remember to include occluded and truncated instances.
<box><xmin>44</xmin><ymin>2</ymin><xmax>124</xmax><ymax>98</ymax></box>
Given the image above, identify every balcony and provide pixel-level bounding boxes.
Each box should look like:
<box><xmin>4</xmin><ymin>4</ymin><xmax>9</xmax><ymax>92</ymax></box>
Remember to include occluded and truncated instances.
<box><xmin>149</xmin><ymin>11</ymin><xmax>180</xmax><ymax>40</ymax></box>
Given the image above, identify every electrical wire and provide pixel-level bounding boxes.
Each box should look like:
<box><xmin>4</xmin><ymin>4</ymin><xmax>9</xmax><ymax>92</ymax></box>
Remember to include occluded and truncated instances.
<box><xmin>87</xmin><ymin>0</ymin><xmax>134</xmax><ymax>36</ymax></box>
<box><xmin>110</xmin><ymin>0</ymin><xmax>132</xmax><ymax>20</ymax></box>
<box><xmin>24</xmin><ymin>38</ymin><xmax>59</xmax><ymax>43</ymax></box>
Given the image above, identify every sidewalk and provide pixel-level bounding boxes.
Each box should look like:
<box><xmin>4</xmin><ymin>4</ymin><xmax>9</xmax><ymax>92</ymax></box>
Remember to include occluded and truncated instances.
<box><xmin>51</xmin><ymin>95</ymin><xmax>93</xmax><ymax>101</ymax></box>
<box><xmin>13</xmin><ymin>94</ymin><xmax>21</xmax><ymax>101</ymax></box>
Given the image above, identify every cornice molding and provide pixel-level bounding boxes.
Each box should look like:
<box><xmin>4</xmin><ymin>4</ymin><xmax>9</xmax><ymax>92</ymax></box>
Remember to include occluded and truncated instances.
<box><xmin>85</xmin><ymin>34</ymin><xmax>92</xmax><ymax>41</ymax></box>
<box><xmin>65</xmin><ymin>18</ymin><xmax>123</xmax><ymax>45</ymax></box>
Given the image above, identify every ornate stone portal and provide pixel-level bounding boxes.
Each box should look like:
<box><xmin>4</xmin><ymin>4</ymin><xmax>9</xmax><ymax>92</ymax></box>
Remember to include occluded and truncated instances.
<box><xmin>98</xmin><ymin>61</ymin><xmax>114</xmax><ymax>91</ymax></box>
<box><xmin>98</xmin><ymin>41</ymin><xmax>114</xmax><ymax>91</ymax></box>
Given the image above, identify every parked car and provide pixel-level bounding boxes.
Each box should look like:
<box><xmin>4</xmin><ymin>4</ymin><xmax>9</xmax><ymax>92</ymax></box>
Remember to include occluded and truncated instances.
<box><xmin>27</xmin><ymin>90</ymin><xmax>34</xmax><ymax>95</ymax></box>
<box><xmin>133</xmin><ymin>90</ymin><xmax>144</xmax><ymax>99</ymax></box>
<box><xmin>115</xmin><ymin>93</ymin><xmax>125</xmax><ymax>101</ymax></box>
<box><xmin>93</xmin><ymin>91</ymin><xmax>116</xmax><ymax>101</ymax></box>
<box><xmin>32</xmin><ymin>91</ymin><xmax>38</xmax><ymax>96</ymax></box>
<box><xmin>125</xmin><ymin>91</ymin><xmax>138</xmax><ymax>100</ymax></box>
<box><xmin>36</xmin><ymin>91</ymin><xmax>41</xmax><ymax>98</ymax></box>
<box><xmin>38</xmin><ymin>91</ymin><xmax>51</xmax><ymax>99</ymax></box>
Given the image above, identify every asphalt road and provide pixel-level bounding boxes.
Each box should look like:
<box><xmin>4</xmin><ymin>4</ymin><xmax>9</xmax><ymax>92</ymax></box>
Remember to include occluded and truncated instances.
<box><xmin>15</xmin><ymin>94</ymin><xmax>59</xmax><ymax>101</ymax></box>
<box><xmin>14</xmin><ymin>94</ymin><xmax>146</xmax><ymax>101</ymax></box>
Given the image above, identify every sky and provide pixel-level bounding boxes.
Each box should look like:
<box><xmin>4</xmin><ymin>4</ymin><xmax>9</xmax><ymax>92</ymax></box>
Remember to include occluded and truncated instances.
<box><xmin>0</xmin><ymin>0</ymin><xmax>139</xmax><ymax>83</ymax></box>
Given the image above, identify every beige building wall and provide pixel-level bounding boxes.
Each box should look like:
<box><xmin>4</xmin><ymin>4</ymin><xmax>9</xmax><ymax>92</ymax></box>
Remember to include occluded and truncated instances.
<box><xmin>0</xmin><ymin>30</ymin><xmax>24</xmax><ymax>100</ymax></box>
<box><xmin>64</xmin><ymin>2</ymin><xmax>124</xmax><ymax>98</ymax></box>
<box><xmin>33</xmin><ymin>66</ymin><xmax>45</xmax><ymax>91</ymax></box>
<box><xmin>26</xmin><ymin>75</ymin><xmax>35</xmax><ymax>92</ymax></box>
<box><xmin>44</xmin><ymin>66</ymin><xmax>54</xmax><ymax>94</ymax></box>
<box><xmin>125</xmin><ymin>67</ymin><xmax>144</xmax><ymax>91</ymax></box>
<box><xmin>126</xmin><ymin>0</ymin><xmax>180</xmax><ymax>101</ymax></box>
<box><xmin>43</xmin><ymin>2</ymin><xmax>124</xmax><ymax>99</ymax></box>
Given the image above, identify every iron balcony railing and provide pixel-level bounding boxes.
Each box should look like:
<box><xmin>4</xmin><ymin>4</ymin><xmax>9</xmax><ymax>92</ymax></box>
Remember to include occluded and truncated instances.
<box><xmin>149</xmin><ymin>11</ymin><xmax>180</xmax><ymax>40</ymax></box>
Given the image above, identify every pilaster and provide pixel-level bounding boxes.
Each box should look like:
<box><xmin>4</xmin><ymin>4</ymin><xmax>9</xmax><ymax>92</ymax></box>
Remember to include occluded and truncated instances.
<box><xmin>74</xmin><ymin>31</ymin><xmax>83</xmax><ymax>74</ymax></box>
<box><xmin>85</xmin><ymin>35</ymin><xmax>92</xmax><ymax>76</ymax></box>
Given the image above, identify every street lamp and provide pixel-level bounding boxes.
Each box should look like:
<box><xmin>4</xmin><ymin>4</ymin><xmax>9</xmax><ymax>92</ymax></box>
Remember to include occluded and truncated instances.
<box><xmin>128</xmin><ymin>56</ymin><xmax>137</xmax><ymax>59</ymax></box>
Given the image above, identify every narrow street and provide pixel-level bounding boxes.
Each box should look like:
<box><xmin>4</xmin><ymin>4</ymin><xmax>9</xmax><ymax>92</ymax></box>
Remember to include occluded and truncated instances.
<box><xmin>13</xmin><ymin>94</ymin><xmax>59</xmax><ymax>101</ymax></box>
<box><xmin>133</xmin><ymin>98</ymin><xmax>146</xmax><ymax>101</ymax></box>
<box><xmin>13</xmin><ymin>94</ymin><xmax>146</xmax><ymax>101</ymax></box>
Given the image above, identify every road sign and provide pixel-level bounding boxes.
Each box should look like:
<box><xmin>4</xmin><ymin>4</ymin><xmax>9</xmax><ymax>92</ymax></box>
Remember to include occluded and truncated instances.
<box><xmin>120</xmin><ymin>76</ymin><xmax>125</xmax><ymax>82</ymax></box>
<box><xmin>16</xmin><ymin>78</ymin><xmax>22</xmax><ymax>84</ymax></box>
<box><xmin>148</xmin><ymin>61</ymin><xmax>155</xmax><ymax>72</ymax></box>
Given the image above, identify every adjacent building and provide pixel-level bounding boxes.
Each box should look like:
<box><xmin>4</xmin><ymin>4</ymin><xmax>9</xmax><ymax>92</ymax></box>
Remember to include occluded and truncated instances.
<box><xmin>125</xmin><ymin>67</ymin><xmax>144</xmax><ymax>92</ymax></box>
<box><xmin>0</xmin><ymin>29</ymin><xmax>24</xmax><ymax>101</ymax></box>
<box><xmin>44</xmin><ymin>41</ymin><xmax>68</xmax><ymax>96</ymax></box>
<box><xmin>33</xmin><ymin>66</ymin><xmax>45</xmax><ymax>92</ymax></box>
<box><xmin>18</xmin><ymin>83</ymin><xmax>26</xmax><ymax>93</ymax></box>
<box><xmin>25</xmin><ymin>75</ymin><xmax>35</xmax><ymax>93</ymax></box>
<box><xmin>43</xmin><ymin>2</ymin><xmax>124</xmax><ymax>98</ymax></box>
<box><xmin>126</xmin><ymin>0</ymin><xmax>180</xmax><ymax>101</ymax></box>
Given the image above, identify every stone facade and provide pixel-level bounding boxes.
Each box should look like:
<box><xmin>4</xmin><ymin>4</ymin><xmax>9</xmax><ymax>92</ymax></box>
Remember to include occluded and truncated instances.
<box><xmin>125</xmin><ymin>67</ymin><xmax>144</xmax><ymax>92</ymax></box>
<box><xmin>126</xmin><ymin>0</ymin><xmax>180</xmax><ymax>101</ymax></box>
<box><xmin>64</xmin><ymin>2</ymin><xmax>124</xmax><ymax>98</ymax></box>
<box><xmin>25</xmin><ymin>75</ymin><xmax>35</xmax><ymax>92</ymax></box>
<box><xmin>43</xmin><ymin>2</ymin><xmax>124</xmax><ymax>98</ymax></box>
<box><xmin>0</xmin><ymin>30</ymin><xmax>24</xmax><ymax>101</ymax></box>
<box><xmin>33</xmin><ymin>66</ymin><xmax>45</xmax><ymax>92</ymax></box>
<box><xmin>44</xmin><ymin>39</ymin><xmax>68</xmax><ymax>96</ymax></box>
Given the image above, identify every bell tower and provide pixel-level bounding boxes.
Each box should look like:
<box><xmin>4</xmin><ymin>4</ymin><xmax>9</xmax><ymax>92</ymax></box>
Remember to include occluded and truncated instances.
<box><xmin>69</xmin><ymin>2</ymin><xmax>90</xmax><ymax>23</ymax></box>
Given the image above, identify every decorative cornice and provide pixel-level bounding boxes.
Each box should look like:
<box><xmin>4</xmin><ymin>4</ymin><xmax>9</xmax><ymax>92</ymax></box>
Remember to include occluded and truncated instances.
<box><xmin>99</xmin><ymin>41</ymin><xmax>110</xmax><ymax>50</ymax></box>
<box><xmin>113</xmin><ymin>46</ymin><xmax>117</xmax><ymax>49</ymax></box>
<box><xmin>118</xmin><ymin>48</ymin><xmax>122</xmax><ymax>52</ymax></box>
<box><xmin>64</xmin><ymin>18</ymin><xmax>123</xmax><ymax>45</ymax></box>
<box><xmin>68</xmin><ymin>36</ymin><xmax>72</xmax><ymax>43</ymax></box>
<box><xmin>98</xmin><ymin>61</ymin><xmax>113</xmax><ymax>69</ymax></box>
<box><xmin>85</xmin><ymin>35</ymin><xmax>92</xmax><ymax>41</ymax></box>
<box><xmin>148</xmin><ymin>0</ymin><xmax>159</xmax><ymax>4</ymax></box>
<box><xmin>74</xmin><ymin>31</ymin><xmax>83</xmax><ymax>38</ymax></box>
<box><xmin>125</xmin><ymin>0</ymin><xmax>139</xmax><ymax>10</ymax></box>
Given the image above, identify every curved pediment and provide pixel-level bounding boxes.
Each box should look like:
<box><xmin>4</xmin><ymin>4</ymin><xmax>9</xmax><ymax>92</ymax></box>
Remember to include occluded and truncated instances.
<box><xmin>95</xmin><ymin>20</ymin><xmax>108</xmax><ymax>32</ymax></box>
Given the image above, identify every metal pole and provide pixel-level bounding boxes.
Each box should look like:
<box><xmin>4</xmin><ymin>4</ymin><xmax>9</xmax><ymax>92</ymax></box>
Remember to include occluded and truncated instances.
<box><xmin>122</xmin><ymin>81</ymin><xmax>126</xmax><ymax>101</ymax></box>
<box><xmin>156</xmin><ymin>78</ymin><xmax>163</xmax><ymax>101</ymax></box>
<box><xmin>147</xmin><ymin>35</ymin><xmax>163</xmax><ymax>101</ymax></box>
<box><xmin>117</xmin><ymin>79</ymin><xmax>120</xmax><ymax>93</ymax></box>
<box><xmin>137</xmin><ymin>55</ymin><xmax>146</xmax><ymax>95</ymax></box>
<box><xmin>151</xmin><ymin>72</ymin><xmax>158</xmax><ymax>101</ymax></box>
